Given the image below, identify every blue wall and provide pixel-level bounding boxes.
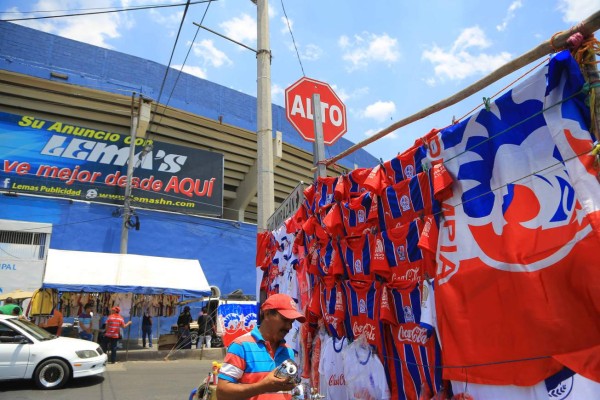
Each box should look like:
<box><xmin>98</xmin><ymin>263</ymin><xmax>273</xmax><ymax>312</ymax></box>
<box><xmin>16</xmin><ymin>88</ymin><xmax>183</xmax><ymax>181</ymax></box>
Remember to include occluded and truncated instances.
<box><xmin>0</xmin><ymin>21</ymin><xmax>378</xmax><ymax>170</ymax></box>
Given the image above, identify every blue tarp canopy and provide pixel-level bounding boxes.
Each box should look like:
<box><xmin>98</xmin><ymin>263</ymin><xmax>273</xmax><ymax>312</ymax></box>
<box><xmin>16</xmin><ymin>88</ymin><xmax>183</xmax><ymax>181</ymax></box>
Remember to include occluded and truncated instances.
<box><xmin>42</xmin><ymin>249</ymin><xmax>211</xmax><ymax>297</ymax></box>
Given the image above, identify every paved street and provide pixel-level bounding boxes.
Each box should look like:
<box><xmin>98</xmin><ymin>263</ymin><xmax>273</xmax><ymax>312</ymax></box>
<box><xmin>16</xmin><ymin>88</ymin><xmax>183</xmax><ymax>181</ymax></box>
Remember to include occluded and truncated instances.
<box><xmin>0</xmin><ymin>359</ymin><xmax>217</xmax><ymax>400</ymax></box>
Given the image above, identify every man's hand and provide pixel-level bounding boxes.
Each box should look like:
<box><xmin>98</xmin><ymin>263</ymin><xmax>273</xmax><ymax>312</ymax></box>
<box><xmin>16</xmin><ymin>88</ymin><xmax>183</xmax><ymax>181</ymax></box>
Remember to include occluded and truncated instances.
<box><xmin>261</xmin><ymin>369</ymin><xmax>298</xmax><ymax>393</ymax></box>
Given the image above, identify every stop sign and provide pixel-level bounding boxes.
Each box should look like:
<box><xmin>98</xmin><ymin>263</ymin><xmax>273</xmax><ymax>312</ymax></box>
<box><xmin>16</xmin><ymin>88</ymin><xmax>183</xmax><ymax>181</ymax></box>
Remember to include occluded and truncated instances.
<box><xmin>285</xmin><ymin>77</ymin><xmax>347</xmax><ymax>145</ymax></box>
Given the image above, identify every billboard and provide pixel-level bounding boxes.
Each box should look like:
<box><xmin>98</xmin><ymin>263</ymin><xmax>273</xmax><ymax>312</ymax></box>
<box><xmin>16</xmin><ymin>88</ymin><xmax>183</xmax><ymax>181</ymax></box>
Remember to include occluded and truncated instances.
<box><xmin>0</xmin><ymin>112</ymin><xmax>223</xmax><ymax>216</ymax></box>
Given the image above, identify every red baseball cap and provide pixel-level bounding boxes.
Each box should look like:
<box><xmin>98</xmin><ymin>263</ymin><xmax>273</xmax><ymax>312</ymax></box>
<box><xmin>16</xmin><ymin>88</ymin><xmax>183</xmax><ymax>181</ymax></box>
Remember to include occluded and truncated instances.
<box><xmin>261</xmin><ymin>294</ymin><xmax>306</xmax><ymax>323</ymax></box>
<box><xmin>112</xmin><ymin>306</ymin><xmax>121</xmax><ymax>313</ymax></box>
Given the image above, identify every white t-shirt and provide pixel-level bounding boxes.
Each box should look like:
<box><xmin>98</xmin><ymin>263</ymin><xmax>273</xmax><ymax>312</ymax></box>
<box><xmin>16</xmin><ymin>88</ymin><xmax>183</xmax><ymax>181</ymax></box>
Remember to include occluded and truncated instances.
<box><xmin>342</xmin><ymin>339</ymin><xmax>391</xmax><ymax>400</ymax></box>
<box><xmin>319</xmin><ymin>336</ymin><xmax>348</xmax><ymax>400</ymax></box>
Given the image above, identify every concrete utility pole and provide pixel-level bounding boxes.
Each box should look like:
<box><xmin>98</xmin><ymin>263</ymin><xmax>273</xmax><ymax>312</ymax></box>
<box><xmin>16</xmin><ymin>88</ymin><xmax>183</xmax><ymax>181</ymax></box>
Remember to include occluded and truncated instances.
<box><xmin>256</xmin><ymin>0</ymin><xmax>275</xmax><ymax>233</ymax></box>
<box><xmin>120</xmin><ymin>96</ymin><xmax>152</xmax><ymax>254</ymax></box>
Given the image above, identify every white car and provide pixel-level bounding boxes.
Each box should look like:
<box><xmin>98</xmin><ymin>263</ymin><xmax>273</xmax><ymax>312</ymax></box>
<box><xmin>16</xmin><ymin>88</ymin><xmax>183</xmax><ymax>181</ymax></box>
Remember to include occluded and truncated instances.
<box><xmin>0</xmin><ymin>314</ymin><xmax>107</xmax><ymax>389</ymax></box>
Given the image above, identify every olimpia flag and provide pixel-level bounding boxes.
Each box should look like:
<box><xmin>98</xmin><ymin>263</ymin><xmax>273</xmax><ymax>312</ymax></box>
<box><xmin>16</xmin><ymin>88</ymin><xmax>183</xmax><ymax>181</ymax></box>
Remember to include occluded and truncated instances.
<box><xmin>427</xmin><ymin>50</ymin><xmax>600</xmax><ymax>385</ymax></box>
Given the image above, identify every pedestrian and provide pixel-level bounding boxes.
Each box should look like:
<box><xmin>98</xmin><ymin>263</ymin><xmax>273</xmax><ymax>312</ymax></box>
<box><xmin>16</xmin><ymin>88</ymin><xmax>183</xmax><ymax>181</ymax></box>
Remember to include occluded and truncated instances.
<box><xmin>176</xmin><ymin>305</ymin><xmax>193</xmax><ymax>350</ymax></box>
<box><xmin>141</xmin><ymin>309</ymin><xmax>153</xmax><ymax>348</ymax></box>
<box><xmin>39</xmin><ymin>306</ymin><xmax>64</xmax><ymax>336</ymax></box>
<box><xmin>217</xmin><ymin>293</ymin><xmax>306</xmax><ymax>400</ymax></box>
<box><xmin>197</xmin><ymin>306</ymin><xmax>215</xmax><ymax>349</ymax></box>
<box><xmin>78</xmin><ymin>303</ymin><xmax>93</xmax><ymax>340</ymax></box>
<box><xmin>0</xmin><ymin>297</ymin><xmax>21</xmax><ymax>315</ymax></box>
<box><xmin>104</xmin><ymin>306</ymin><xmax>132</xmax><ymax>364</ymax></box>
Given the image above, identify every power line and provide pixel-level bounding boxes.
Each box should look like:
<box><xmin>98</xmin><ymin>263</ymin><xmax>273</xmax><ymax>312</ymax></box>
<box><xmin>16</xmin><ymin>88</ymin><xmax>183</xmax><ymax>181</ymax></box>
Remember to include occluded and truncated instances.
<box><xmin>1</xmin><ymin>1</ymin><xmax>215</xmax><ymax>22</ymax></box>
<box><xmin>143</xmin><ymin>0</ymin><xmax>214</xmax><ymax>152</ymax></box>
<box><xmin>280</xmin><ymin>0</ymin><xmax>305</xmax><ymax>77</ymax></box>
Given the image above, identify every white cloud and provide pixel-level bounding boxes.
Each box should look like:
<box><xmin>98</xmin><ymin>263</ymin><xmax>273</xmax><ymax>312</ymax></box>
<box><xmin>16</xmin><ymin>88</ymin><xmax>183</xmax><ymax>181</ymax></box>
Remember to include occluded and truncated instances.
<box><xmin>422</xmin><ymin>26</ymin><xmax>511</xmax><ymax>84</ymax></box>
<box><xmin>268</xmin><ymin>4</ymin><xmax>277</xmax><ymax>18</ymax></box>
<box><xmin>557</xmin><ymin>0</ymin><xmax>600</xmax><ymax>23</ymax></box>
<box><xmin>271</xmin><ymin>83</ymin><xmax>284</xmax><ymax>104</ymax></box>
<box><xmin>331</xmin><ymin>85</ymin><xmax>369</xmax><ymax>103</ymax></box>
<box><xmin>301</xmin><ymin>44</ymin><xmax>323</xmax><ymax>61</ymax></box>
<box><xmin>363</xmin><ymin>101</ymin><xmax>396</xmax><ymax>123</ymax></box>
<box><xmin>192</xmin><ymin>39</ymin><xmax>232</xmax><ymax>68</ymax></box>
<box><xmin>3</xmin><ymin>0</ymin><xmax>122</xmax><ymax>48</ymax></box>
<box><xmin>172</xmin><ymin>64</ymin><xmax>207</xmax><ymax>79</ymax></box>
<box><xmin>364</xmin><ymin>127</ymin><xmax>397</xmax><ymax>139</ymax></box>
<box><xmin>220</xmin><ymin>13</ymin><xmax>257</xmax><ymax>44</ymax></box>
<box><xmin>496</xmin><ymin>0</ymin><xmax>522</xmax><ymax>31</ymax></box>
<box><xmin>280</xmin><ymin>16</ymin><xmax>292</xmax><ymax>35</ymax></box>
<box><xmin>339</xmin><ymin>32</ymin><xmax>400</xmax><ymax>70</ymax></box>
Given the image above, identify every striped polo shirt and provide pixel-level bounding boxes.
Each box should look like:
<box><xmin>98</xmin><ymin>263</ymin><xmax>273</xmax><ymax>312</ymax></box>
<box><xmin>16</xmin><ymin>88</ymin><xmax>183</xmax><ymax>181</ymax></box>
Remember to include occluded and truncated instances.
<box><xmin>218</xmin><ymin>325</ymin><xmax>294</xmax><ymax>400</ymax></box>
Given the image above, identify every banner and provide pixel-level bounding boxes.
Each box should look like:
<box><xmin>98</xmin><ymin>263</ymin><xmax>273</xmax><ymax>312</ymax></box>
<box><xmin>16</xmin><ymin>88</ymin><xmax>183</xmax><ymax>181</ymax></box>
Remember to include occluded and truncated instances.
<box><xmin>428</xmin><ymin>51</ymin><xmax>600</xmax><ymax>384</ymax></box>
<box><xmin>218</xmin><ymin>301</ymin><xmax>258</xmax><ymax>347</ymax></box>
<box><xmin>0</xmin><ymin>112</ymin><xmax>223</xmax><ymax>216</ymax></box>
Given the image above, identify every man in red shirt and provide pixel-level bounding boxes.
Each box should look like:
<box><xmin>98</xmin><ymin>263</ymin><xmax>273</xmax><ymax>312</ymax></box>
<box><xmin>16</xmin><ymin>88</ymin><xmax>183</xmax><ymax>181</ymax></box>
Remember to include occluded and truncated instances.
<box><xmin>104</xmin><ymin>306</ymin><xmax>132</xmax><ymax>364</ymax></box>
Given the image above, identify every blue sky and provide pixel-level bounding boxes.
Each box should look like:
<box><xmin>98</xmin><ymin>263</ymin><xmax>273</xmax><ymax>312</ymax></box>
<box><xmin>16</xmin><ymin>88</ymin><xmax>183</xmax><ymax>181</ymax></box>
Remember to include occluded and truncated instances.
<box><xmin>1</xmin><ymin>0</ymin><xmax>599</xmax><ymax>163</ymax></box>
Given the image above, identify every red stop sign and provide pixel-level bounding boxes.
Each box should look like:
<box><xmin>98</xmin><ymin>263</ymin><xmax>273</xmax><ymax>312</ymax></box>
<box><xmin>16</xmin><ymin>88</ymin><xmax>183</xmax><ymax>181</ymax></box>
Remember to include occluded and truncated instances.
<box><xmin>285</xmin><ymin>77</ymin><xmax>347</xmax><ymax>145</ymax></box>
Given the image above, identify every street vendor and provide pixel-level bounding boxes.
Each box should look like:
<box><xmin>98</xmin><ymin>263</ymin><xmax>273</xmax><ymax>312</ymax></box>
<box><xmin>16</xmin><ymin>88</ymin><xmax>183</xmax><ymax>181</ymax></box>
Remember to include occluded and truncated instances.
<box><xmin>217</xmin><ymin>293</ymin><xmax>306</xmax><ymax>400</ymax></box>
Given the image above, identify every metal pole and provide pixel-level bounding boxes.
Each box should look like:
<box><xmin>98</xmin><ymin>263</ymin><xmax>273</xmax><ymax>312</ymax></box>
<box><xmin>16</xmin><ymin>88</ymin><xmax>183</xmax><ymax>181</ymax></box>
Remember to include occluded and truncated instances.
<box><xmin>312</xmin><ymin>94</ymin><xmax>326</xmax><ymax>179</ymax></box>
<box><xmin>120</xmin><ymin>96</ymin><xmax>139</xmax><ymax>254</ymax></box>
<box><xmin>256</xmin><ymin>0</ymin><xmax>275</xmax><ymax>233</ymax></box>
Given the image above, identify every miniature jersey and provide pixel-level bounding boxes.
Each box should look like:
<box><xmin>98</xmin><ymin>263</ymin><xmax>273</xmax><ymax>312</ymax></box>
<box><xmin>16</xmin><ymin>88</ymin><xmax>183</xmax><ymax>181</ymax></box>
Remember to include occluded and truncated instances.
<box><xmin>334</xmin><ymin>168</ymin><xmax>372</xmax><ymax>201</ymax></box>
<box><xmin>319</xmin><ymin>336</ymin><xmax>349</xmax><ymax>400</ymax></box>
<box><xmin>363</xmin><ymin>144</ymin><xmax>428</xmax><ymax>195</ymax></box>
<box><xmin>323</xmin><ymin>191</ymin><xmax>379</xmax><ymax>238</ymax></box>
<box><xmin>342</xmin><ymin>339</ymin><xmax>391</xmax><ymax>400</ymax></box>
<box><xmin>307</xmin><ymin>276</ymin><xmax>348</xmax><ymax>338</ymax></box>
<box><xmin>339</xmin><ymin>234</ymin><xmax>377</xmax><ymax>281</ymax></box>
<box><xmin>342</xmin><ymin>280</ymin><xmax>383</xmax><ymax>354</ymax></box>
<box><xmin>380</xmin><ymin>282</ymin><xmax>442</xmax><ymax>400</ymax></box>
<box><xmin>377</xmin><ymin>164</ymin><xmax>452</xmax><ymax>231</ymax></box>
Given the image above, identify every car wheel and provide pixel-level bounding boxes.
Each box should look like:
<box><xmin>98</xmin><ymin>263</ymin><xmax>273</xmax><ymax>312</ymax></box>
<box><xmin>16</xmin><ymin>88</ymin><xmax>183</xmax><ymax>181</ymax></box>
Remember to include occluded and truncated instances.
<box><xmin>33</xmin><ymin>358</ymin><xmax>70</xmax><ymax>389</ymax></box>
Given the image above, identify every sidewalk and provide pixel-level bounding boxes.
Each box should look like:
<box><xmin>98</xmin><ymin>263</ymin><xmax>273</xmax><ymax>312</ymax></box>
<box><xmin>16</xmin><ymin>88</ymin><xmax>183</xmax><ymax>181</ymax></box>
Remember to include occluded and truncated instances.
<box><xmin>113</xmin><ymin>340</ymin><xmax>226</xmax><ymax>362</ymax></box>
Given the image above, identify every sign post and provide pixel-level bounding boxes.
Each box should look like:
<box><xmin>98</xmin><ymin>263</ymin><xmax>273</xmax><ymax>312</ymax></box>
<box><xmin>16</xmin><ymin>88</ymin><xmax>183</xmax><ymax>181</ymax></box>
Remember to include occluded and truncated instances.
<box><xmin>312</xmin><ymin>93</ymin><xmax>327</xmax><ymax>179</ymax></box>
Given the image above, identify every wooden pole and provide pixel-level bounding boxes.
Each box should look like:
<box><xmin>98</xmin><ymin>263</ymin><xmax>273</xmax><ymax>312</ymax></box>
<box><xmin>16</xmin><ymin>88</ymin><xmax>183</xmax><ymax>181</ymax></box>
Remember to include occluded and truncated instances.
<box><xmin>318</xmin><ymin>10</ymin><xmax>600</xmax><ymax>169</ymax></box>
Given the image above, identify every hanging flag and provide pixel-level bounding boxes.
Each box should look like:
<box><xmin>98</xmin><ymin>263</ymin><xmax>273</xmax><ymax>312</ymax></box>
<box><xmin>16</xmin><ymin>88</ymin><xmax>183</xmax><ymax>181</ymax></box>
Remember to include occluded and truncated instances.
<box><xmin>427</xmin><ymin>50</ymin><xmax>600</xmax><ymax>385</ymax></box>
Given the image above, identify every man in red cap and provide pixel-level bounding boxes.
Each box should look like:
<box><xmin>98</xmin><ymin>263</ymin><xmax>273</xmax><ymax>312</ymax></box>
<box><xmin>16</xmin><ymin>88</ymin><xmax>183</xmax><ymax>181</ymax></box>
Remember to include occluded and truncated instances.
<box><xmin>217</xmin><ymin>293</ymin><xmax>306</xmax><ymax>400</ymax></box>
<box><xmin>104</xmin><ymin>306</ymin><xmax>132</xmax><ymax>364</ymax></box>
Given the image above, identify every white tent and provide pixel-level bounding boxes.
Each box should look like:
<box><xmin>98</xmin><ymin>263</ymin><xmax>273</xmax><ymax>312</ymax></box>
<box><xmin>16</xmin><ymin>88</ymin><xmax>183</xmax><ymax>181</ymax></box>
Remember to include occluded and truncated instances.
<box><xmin>43</xmin><ymin>249</ymin><xmax>211</xmax><ymax>297</ymax></box>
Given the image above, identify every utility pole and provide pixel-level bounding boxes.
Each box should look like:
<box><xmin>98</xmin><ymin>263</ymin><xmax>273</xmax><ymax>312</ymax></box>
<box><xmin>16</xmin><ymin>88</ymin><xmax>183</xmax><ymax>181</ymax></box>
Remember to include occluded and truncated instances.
<box><xmin>256</xmin><ymin>0</ymin><xmax>275</xmax><ymax>233</ymax></box>
<box><xmin>120</xmin><ymin>95</ymin><xmax>152</xmax><ymax>254</ymax></box>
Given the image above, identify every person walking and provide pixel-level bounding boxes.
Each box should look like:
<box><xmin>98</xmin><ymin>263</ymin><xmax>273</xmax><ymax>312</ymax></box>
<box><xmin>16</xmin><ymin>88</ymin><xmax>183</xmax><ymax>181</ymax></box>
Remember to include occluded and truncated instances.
<box><xmin>104</xmin><ymin>306</ymin><xmax>132</xmax><ymax>364</ymax></box>
<box><xmin>197</xmin><ymin>306</ymin><xmax>215</xmax><ymax>349</ymax></box>
<box><xmin>141</xmin><ymin>309</ymin><xmax>153</xmax><ymax>348</ymax></box>
<box><xmin>176</xmin><ymin>306</ymin><xmax>193</xmax><ymax>350</ymax></box>
<box><xmin>217</xmin><ymin>293</ymin><xmax>306</xmax><ymax>400</ymax></box>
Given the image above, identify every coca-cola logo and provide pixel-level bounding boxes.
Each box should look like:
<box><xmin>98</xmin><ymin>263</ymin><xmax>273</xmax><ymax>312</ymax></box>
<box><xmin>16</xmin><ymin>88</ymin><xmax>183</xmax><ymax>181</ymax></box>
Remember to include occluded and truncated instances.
<box><xmin>328</xmin><ymin>374</ymin><xmax>346</xmax><ymax>386</ymax></box>
<box><xmin>352</xmin><ymin>322</ymin><xmax>376</xmax><ymax>341</ymax></box>
<box><xmin>397</xmin><ymin>325</ymin><xmax>428</xmax><ymax>345</ymax></box>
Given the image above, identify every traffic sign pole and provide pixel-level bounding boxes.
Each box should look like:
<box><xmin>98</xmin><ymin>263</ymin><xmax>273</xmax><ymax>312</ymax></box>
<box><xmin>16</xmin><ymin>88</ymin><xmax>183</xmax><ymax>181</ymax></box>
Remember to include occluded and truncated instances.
<box><xmin>312</xmin><ymin>94</ymin><xmax>326</xmax><ymax>179</ymax></box>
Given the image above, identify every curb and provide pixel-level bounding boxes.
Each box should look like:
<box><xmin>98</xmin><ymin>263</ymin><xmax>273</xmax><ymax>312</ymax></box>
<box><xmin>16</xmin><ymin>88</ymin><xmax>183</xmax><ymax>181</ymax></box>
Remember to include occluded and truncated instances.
<box><xmin>115</xmin><ymin>346</ymin><xmax>226</xmax><ymax>362</ymax></box>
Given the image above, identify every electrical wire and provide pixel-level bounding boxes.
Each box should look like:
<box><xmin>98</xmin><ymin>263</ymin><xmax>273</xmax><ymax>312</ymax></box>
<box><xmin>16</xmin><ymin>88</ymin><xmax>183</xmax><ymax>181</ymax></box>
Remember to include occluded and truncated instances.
<box><xmin>280</xmin><ymin>0</ymin><xmax>305</xmax><ymax>77</ymax></box>
<box><xmin>1</xmin><ymin>1</ymin><xmax>215</xmax><ymax>22</ymax></box>
<box><xmin>142</xmin><ymin>0</ymin><xmax>213</xmax><ymax>155</ymax></box>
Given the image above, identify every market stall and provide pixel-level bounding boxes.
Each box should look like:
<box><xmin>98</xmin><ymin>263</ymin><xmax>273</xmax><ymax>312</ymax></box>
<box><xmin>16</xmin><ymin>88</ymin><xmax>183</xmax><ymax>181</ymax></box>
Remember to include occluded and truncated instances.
<box><xmin>38</xmin><ymin>249</ymin><xmax>212</xmax><ymax>350</ymax></box>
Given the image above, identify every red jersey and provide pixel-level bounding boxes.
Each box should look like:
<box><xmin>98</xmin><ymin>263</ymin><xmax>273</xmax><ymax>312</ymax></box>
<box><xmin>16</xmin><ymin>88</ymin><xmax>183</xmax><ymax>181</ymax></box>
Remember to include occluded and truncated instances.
<box><xmin>322</xmin><ymin>191</ymin><xmax>378</xmax><ymax>238</ymax></box>
<box><xmin>363</xmin><ymin>144</ymin><xmax>428</xmax><ymax>195</ymax></box>
<box><xmin>105</xmin><ymin>313</ymin><xmax>126</xmax><ymax>339</ymax></box>
<box><xmin>380</xmin><ymin>282</ymin><xmax>442</xmax><ymax>400</ymax></box>
<box><xmin>339</xmin><ymin>234</ymin><xmax>377</xmax><ymax>281</ymax></box>
<box><xmin>342</xmin><ymin>279</ymin><xmax>384</xmax><ymax>355</ymax></box>
<box><xmin>377</xmin><ymin>164</ymin><xmax>452</xmax><ymax>232</ymax></box>
<box><xmin>307</xmin><ymin>276</ymin><xmax>348</xmax><ymax>338</ymax></box>
<box><xmin>334</xmin><ymin>167</ymin><xmax>372</xmax><ymax>201</ymax></box>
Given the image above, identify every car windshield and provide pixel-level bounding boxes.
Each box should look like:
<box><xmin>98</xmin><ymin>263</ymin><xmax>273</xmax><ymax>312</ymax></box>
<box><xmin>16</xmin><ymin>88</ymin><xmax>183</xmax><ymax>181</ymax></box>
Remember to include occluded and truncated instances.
<box><xmin>9</xmin><ymin>318</ymin><xmax>55</xmax><ymax>340</ymax></box>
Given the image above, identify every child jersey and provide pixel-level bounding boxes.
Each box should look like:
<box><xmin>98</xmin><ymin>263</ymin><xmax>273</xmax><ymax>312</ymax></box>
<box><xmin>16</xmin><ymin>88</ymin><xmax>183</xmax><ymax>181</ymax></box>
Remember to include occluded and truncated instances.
<box><xmin>380</xmin><ymin>282</ymin><xmax>442</xmax><ymax>400</ymax></box>
<box><xmin>377</xmin><ymin>164</ymin><xmax>452</xmax><ymax>232</ymax></box>
<box><xmin>342</xmin><ymin>280</ymin><xmax>384</xmax><ymax>355</ymax></box>
<box><xmin>363</xmin><ymin>143</ymin><xmax>428</xmax><ymax>195</ymax></box>
<box><xmin>314</xmin><ymin>176</ymin><xmax>338</xmax><ymax>214</ymax></box>
<box><xmin>319</xmin><ymin>335</ymin><xmax>349</xmax><ymax>400</ymax></box>
<box><xmin>307</xmin><ymin>239</ymin><xmax>344</xmax><ymax>278</ymax></box>
<box><xmin>339</xmin><ymin>234</ymin><xmax>376</xmax><ymax>281</ymax></box>
<box><xmin>334</xmin><ymin>167</ymin><xmax>372</xmax><ymax>202</ymax></box>
<box><xmin>372</xmin><ymin>219</ymin><xmax>431</xmax><ymax>284</ymax></box>
<box><xmin>307</xmin><ymin>276</ymin><xmax>348</xmax><ymax>338</ymax></box>
<box><xmin>323</xmin><ymin>190</ymin><xmax>379</xmax><ymax>238</ymax></box>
